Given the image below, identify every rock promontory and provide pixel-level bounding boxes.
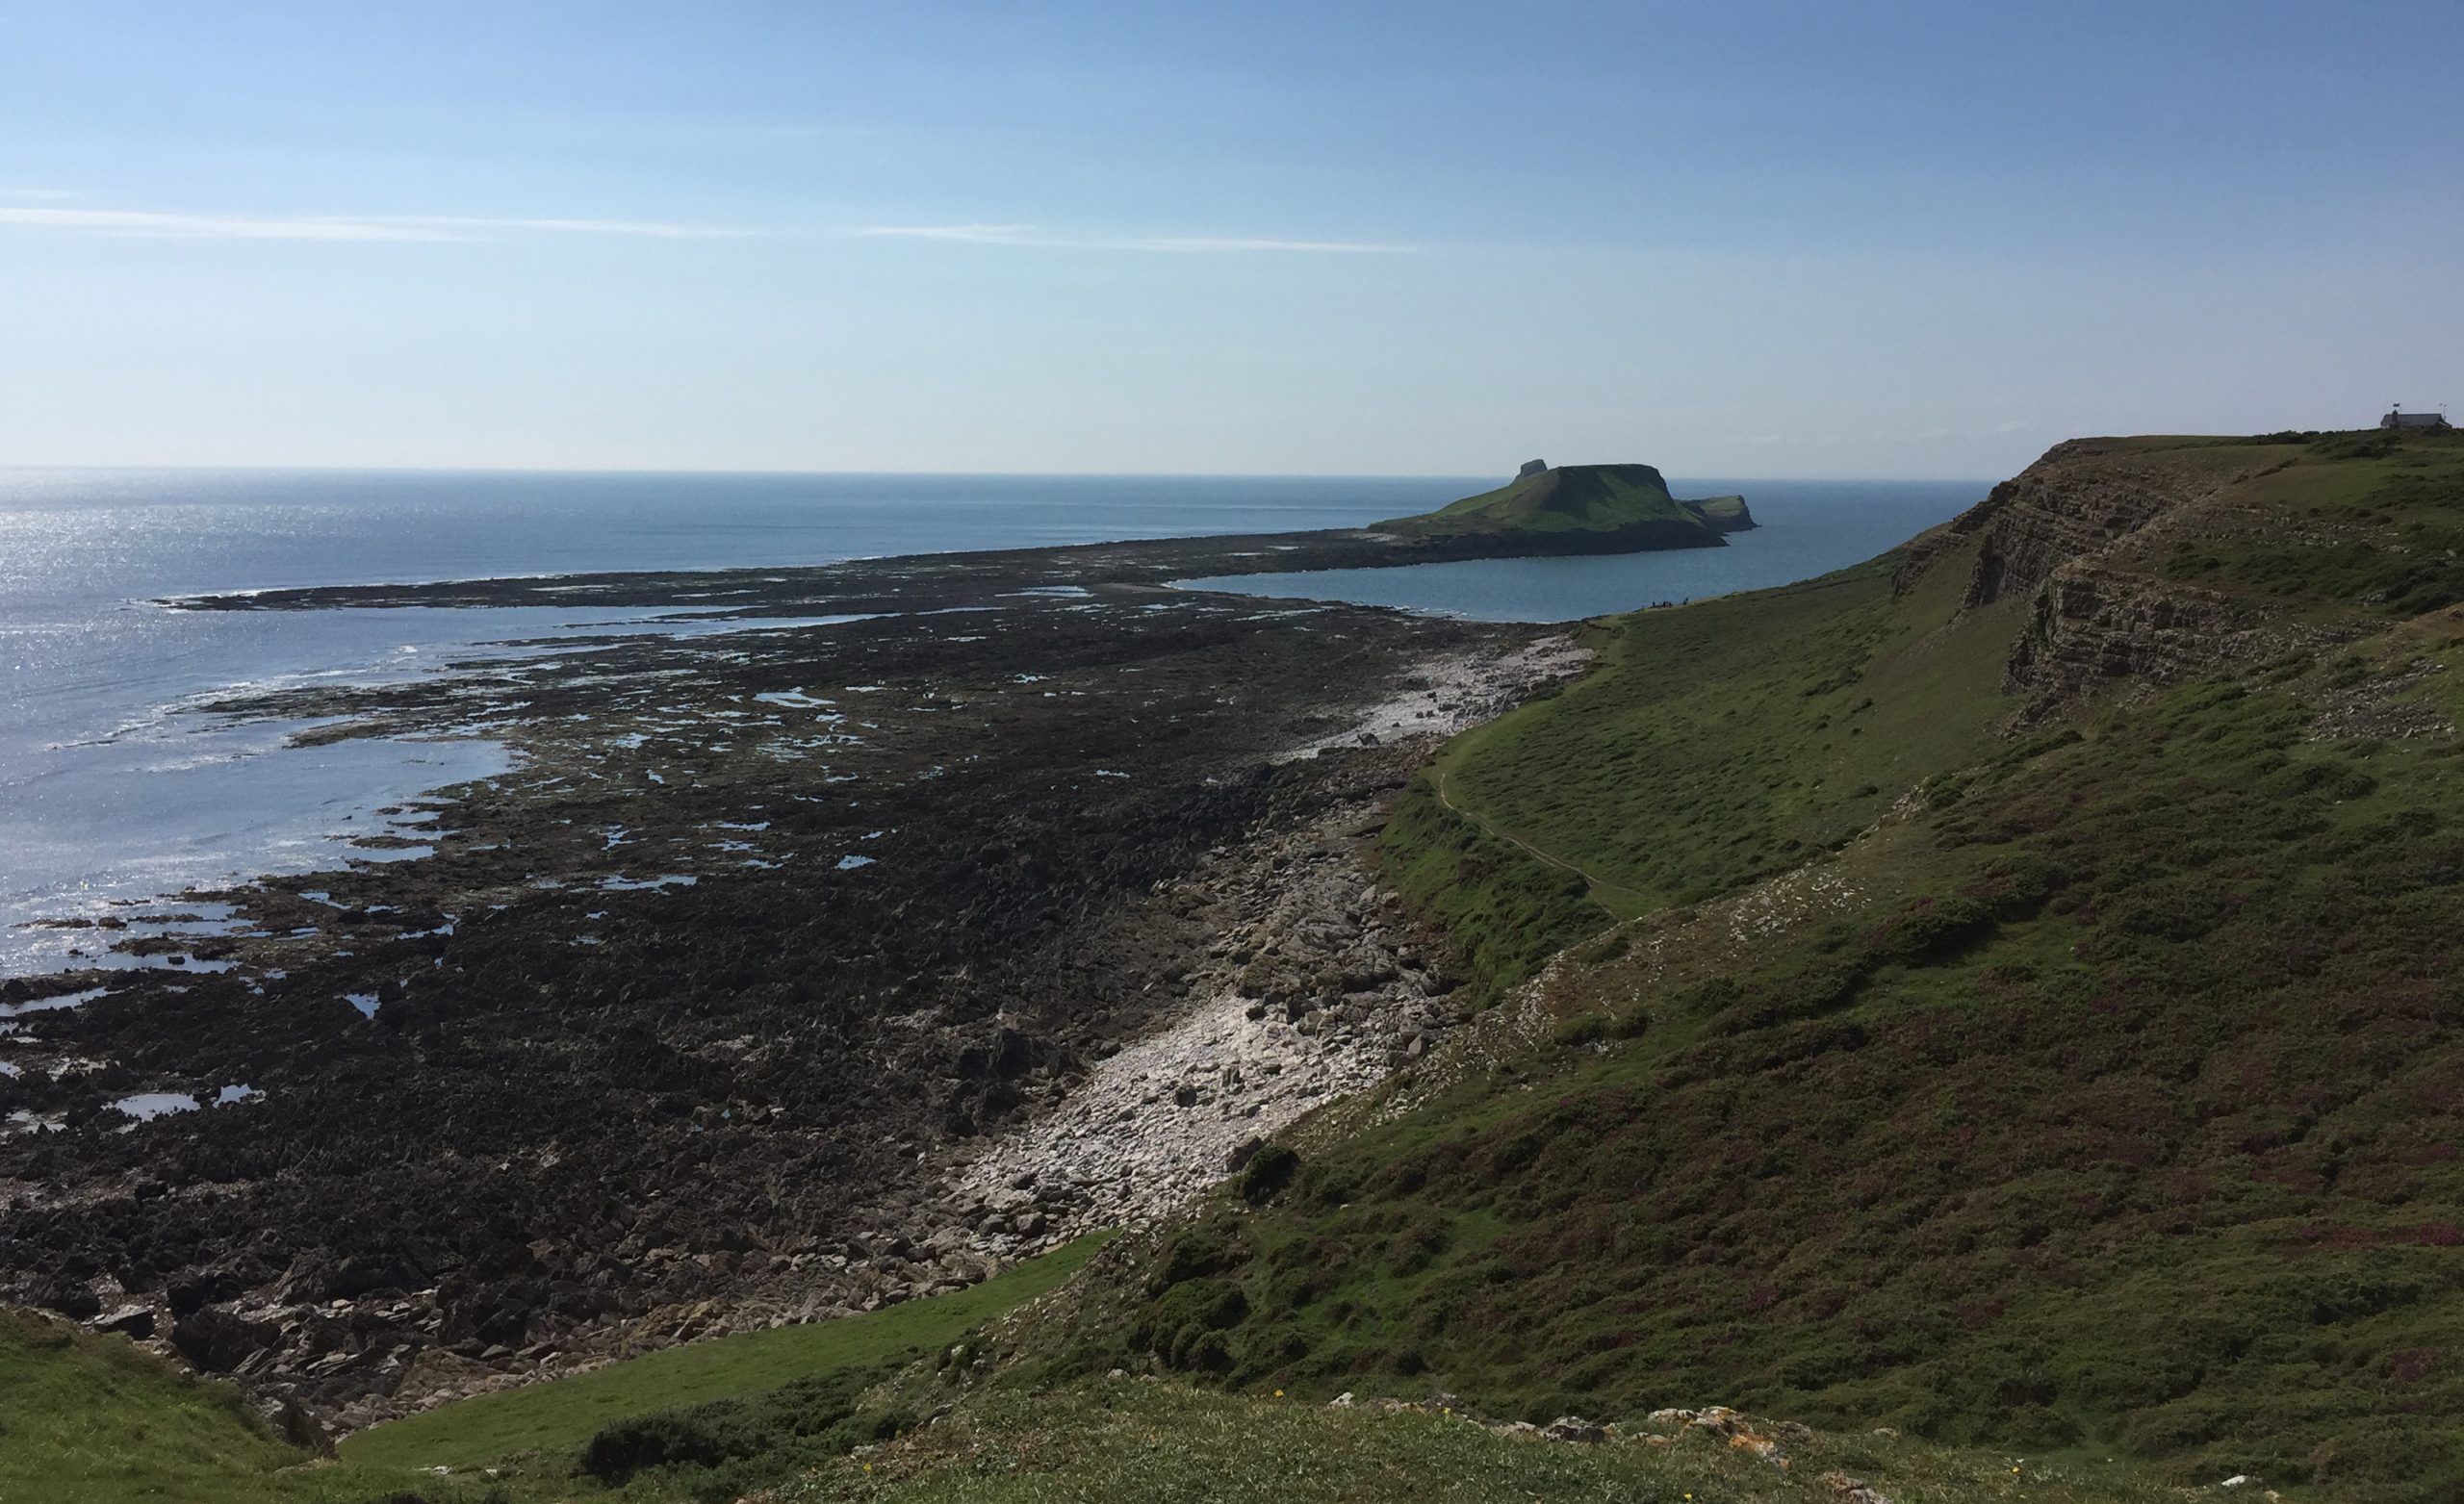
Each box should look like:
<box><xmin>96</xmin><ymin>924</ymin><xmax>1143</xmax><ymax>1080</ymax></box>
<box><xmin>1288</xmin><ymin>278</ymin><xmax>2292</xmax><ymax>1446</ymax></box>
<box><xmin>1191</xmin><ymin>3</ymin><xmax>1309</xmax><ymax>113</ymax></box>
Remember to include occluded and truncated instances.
<box><xmin>1374</xmin><ymin>462</ymin><xmax>1755</xmax><ymax>554</ymax></box>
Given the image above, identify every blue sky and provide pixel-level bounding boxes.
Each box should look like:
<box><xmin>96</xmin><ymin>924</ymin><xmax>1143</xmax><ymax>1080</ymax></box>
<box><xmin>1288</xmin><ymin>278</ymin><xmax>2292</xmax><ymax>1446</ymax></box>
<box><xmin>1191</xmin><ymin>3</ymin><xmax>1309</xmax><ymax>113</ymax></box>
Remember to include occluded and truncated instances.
<box><xmin>2</xmin><ymin>1</ymin><xmax>2457</xmax><ymax>476</ymax></box>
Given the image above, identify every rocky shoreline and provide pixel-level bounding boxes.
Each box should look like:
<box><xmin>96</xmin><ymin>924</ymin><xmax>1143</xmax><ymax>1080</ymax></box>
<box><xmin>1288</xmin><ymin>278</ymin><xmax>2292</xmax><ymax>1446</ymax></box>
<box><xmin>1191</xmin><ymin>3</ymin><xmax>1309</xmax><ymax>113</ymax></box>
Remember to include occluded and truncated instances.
<box><xmin>0</xmin><ymin>533</ymin><xmax>1588</xmax><ymax>1438</ymax></box>
<box><xmin>944</xmin><ymin>639</ymin><xmax>1588</xmax><ymax>1254</ymax></box>
<box><xmin>159</xmin><ymin>509</ymin><xmax>1749</xmax><ymax>617</ymax></box>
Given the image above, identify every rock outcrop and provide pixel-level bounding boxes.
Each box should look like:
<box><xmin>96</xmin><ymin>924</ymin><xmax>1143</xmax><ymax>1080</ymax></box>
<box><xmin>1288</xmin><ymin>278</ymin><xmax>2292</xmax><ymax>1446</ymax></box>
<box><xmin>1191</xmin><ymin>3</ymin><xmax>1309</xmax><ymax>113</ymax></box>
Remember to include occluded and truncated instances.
<box><xmin>2001</xmin><ymin>562</ymin><xmax>2357</xmax><ymax>721</ymax></box>
<box><xmin>1902</xmin><ymin>437</ymin><xmax>2353</xmax><ymax>723</ymax></box>
<box><xmin>1952</xmin><ymin>446</ymin><xmax>2217</xmax><ymax>611</ymax></box>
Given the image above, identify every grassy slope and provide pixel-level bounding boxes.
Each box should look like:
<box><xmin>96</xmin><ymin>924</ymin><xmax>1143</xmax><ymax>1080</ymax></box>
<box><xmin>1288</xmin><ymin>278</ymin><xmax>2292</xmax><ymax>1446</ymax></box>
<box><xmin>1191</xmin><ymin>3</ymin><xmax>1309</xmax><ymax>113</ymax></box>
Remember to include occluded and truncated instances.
<box><xmin>1374</xmin><ymin>464</ymin><xmax>1708</xmax><ymax>539</ymax></box>
<box><xmin>0</xmin><ymin>1305</ymin><xmax>301</xmax><ymax>1504</ymax></box>
<box><xmin>1050</xmin><ymin>432</ymin><xmax>2464</xmax><ymax>1502</ymax></box>
<box><xmin>1379</xmin><ymin>537</ymin><xmax>2018</xmax><ymax>1000</ymax></box>
<box><xmin>2</xmin><ymin>1237</ymin><xmax>1105</xmax><ymax>1504</ymax></box>
<box><xmin>774</xmin><ymin>1380</ymin><xmax>2178</xmax><ymax>1504</ymax></box>
<box><xmin>343</xmin><ymin>1234</ymin><xmax>1106</xmax><ymax>1475</ymax></box>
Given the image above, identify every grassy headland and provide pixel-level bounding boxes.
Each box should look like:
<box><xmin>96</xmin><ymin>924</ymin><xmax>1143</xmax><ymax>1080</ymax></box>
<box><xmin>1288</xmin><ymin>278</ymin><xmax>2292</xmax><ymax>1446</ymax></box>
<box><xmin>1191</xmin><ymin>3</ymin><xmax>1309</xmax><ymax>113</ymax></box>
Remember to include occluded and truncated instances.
<box><xmin>1037</xmin><ymin>429</ymin><xmax>2464</xmax><ymax>1501</ymax></box>
<box><xmin>1375</xmin><ymin>462</ymin><xmax>1753</xmax><ymax>548</ymax></box>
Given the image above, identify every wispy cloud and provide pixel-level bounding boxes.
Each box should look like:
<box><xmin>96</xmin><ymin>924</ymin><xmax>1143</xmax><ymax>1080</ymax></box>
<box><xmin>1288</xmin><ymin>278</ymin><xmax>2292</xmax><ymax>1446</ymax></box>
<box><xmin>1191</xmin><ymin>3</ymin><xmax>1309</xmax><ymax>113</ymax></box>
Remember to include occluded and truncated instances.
<box><xmin>0</xmin><ymin>203</ymin><xmax>1401</xmax><ymax>255</ymax></box>
<box><xmin>372</xmin><ymin>215</ymin><xmax>750</xmax><ymax>241</ymax></box>
<box><xmin>0</xmin><ymin>206</ymin><xmax>752</xmax><ymax>242</ymax></box>
<box><xmin>857</xmin><ymin>223</ymin><xmax>1416</xmax><ymax>255</ymax></box>
<box><xmin>0</xmin><ymin>207</ymin><xmax>441</xmax><ymax>241</ymax></box>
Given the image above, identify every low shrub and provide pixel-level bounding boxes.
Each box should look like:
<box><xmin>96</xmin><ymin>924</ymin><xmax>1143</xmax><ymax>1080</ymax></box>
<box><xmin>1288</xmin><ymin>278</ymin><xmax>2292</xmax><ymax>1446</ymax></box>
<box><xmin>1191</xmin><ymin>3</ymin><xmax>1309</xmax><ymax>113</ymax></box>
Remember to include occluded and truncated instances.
<box><xmin>1240</xmin><ymin>1144</ymin><xmax>1301</xmax><ymax>1205</ymax></box>
<box><xmin>579</xmin><ymin>1412</ymin><xmax>732</xmax><ymax>1484</ymax></box>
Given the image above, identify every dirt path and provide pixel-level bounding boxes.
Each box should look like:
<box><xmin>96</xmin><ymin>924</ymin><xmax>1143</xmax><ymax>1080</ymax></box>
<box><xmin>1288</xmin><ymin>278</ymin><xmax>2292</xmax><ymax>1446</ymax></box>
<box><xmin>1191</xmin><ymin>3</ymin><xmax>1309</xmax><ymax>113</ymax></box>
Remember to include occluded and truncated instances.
<box><xmin>1430</xmin><ymin>764</ymin><xmax>1625</xmax><ymax>893</ymax></box>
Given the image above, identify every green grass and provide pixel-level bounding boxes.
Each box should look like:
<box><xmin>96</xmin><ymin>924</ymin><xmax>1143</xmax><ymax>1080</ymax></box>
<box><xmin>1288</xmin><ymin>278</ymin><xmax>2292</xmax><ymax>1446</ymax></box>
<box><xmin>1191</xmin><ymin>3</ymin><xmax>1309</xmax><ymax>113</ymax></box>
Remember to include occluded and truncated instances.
<box><xmin>0</xmin><ymin>1305</ymin><xmax>302</xmax><ymax>1504</ymax></box>
<box><xmin>1082</xmin><ymin>671</ymin><xmax>2464</xmax><ymax>1498</ymax></box>
<box><xmin>1055</xmin><ymin>433</ymin><xmax>2464</xmax><ymax>1501</ymax></box>
<box><xmin>0</xmin><ymin>1236</ymin><xmax>1109</xmax><ymax>1504</ymax></box>
<box><xmin>775</xmin><ymin>1379</ymin><xmax>2188</xmax><ymax>1504</ymax></box>
<box><xmin>2159</xmin><ymin>431</ymin><xmax>2464</xmax><ymax>616</ymax></box>
<box><xmin>1380</xmin><ymin>537</ymin><xmax>2018</xmax><ymax>1000</ymax></box>
<box><xmin>1688</xmin><ymin>494</ymin><xmax>1753</xmax><ymax>526</ymax></box>
<box><xmin>343</xmin><ymin>1234</ymin><xmax>1109</xmax><ymax>1476</ymax></box>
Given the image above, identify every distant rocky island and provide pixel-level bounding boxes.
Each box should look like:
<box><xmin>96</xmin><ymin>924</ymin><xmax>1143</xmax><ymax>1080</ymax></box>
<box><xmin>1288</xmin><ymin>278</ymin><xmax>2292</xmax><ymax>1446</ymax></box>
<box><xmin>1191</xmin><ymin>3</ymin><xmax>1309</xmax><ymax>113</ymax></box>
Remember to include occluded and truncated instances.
<box><xmin>168</xmin><ymin>463</ymin><xmax>1754</xmax><ymax>618</ymax></box>
<box><xmin>1375</xmin><ymin>460</ymin><xmax>1754</xmax><ymax>553</ymax></box>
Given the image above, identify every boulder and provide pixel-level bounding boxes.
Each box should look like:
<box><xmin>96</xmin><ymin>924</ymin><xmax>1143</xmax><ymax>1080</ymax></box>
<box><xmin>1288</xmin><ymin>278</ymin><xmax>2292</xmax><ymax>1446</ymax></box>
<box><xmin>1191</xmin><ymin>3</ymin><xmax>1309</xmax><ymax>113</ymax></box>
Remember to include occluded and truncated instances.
<box><xmin>170</xmin><ymin>1308</ymin><xmax>279</xmax><ymax>1373</ymax></box>
<box><xmin>43</xmin><ymin>1279</ymin><xmax>102</xmax><ymax>1321</ymax></box>
<box><xmin>1544</xmin><ymin>1415</ymin><xmax>1607</xmax><ymax>1443</ymax></box>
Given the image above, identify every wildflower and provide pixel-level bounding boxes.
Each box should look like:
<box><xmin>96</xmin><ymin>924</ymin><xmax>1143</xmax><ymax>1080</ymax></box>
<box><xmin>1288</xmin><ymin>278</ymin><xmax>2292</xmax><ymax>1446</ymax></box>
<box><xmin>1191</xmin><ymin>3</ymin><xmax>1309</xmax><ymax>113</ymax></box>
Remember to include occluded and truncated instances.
<box><xmin>1274</xmin><ymin>1389</ymin><xmax>1285</xmax><ymax>1398</ymax></box>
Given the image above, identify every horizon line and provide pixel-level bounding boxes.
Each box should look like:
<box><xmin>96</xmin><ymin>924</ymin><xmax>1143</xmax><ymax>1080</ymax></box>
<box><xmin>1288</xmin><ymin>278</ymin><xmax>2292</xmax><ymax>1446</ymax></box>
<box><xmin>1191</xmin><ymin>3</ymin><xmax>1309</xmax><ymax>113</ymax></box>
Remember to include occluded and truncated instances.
<box><xmin>0</xmin><ymin>461</ymin><xmax>2006</xmax><ymax>482</ymax></box>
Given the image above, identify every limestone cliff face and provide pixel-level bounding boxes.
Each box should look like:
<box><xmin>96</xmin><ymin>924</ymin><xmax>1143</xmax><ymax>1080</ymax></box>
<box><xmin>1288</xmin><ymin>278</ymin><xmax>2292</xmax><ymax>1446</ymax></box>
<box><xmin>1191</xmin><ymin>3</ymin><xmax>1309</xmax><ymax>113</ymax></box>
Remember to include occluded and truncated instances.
<box><xmin>2001</xmin><ymin>563</ymin><xmax>2313</xmax><ymax>718</ymax></box>
<box><xmin>1905</xmin><ymin>438</ymin><xmax>2345</xmax><ymax>723</ymax></box>
<box><xmin>1958</xmin><ymin>450</ymin><xmax>2202</xmax><ymax>610</ymax></box>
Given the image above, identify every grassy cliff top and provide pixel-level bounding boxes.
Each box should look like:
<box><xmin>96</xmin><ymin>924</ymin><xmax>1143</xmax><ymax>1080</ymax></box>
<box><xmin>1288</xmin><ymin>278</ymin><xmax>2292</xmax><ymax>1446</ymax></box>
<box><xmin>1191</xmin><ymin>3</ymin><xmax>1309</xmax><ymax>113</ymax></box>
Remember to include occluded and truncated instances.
<box><xmin>1375</xmin><ymin>463</ymin><xmax>1705</xmax><ymax>538</ymax></box>
<box><xmin>1052</xmin><ymin>427</ymin><xmax>2464</xmax><ymax>1503</ymax></box>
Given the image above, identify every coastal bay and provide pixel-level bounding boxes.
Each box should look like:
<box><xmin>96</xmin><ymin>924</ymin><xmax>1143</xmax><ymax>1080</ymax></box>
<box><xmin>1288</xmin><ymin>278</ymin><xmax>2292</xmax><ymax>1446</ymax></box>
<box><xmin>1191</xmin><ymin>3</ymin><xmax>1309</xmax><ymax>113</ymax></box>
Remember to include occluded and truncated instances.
<box><xmin>0</xmin><ymin>471</ymin><xmax>1963</xmax><ymax>1439</ymax></box>
<box><xmin>0</xmin><ymin>519</ymin><xmax>1576</xmax><ymax>1434</ymax></box>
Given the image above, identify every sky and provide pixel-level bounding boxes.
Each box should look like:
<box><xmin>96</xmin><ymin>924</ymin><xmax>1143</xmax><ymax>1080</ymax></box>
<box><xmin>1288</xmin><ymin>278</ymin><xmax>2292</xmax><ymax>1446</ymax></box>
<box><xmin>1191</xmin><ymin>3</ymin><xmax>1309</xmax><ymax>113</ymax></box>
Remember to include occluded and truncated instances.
<box><xmin>1</xmin><ymin>1</ymin><xmax>2458</xmax><ymax>478</ymax></box>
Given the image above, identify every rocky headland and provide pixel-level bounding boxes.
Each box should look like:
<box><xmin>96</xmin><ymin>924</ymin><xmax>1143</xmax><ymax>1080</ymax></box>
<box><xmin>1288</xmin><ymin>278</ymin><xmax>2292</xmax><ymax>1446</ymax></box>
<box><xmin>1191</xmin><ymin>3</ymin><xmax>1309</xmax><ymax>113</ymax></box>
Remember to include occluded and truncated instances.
<box><xmin>164</xmin><ymin>466</ymin><xmax>1751</xmax><ymax>618</ymax></box>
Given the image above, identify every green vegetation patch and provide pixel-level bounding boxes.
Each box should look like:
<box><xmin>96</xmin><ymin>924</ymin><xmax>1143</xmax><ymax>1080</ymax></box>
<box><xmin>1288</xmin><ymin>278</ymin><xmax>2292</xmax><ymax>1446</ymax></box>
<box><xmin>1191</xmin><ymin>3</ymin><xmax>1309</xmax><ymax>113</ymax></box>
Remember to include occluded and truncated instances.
<box><xmin>0</xmin><ymin>1305</ymin><xmax>300</xmax><ymax>1504</ymax></box>
<box><xmin>1382</xmin><ymin>540</ymin><xmax>2019</xmax><ymax>993</ymax></box>
<box><xmin>0</xmin><ymin>1237</ymin><xmax>1107</xmax><ymax>1504</ymax></box>
<box><xmin>346</xmin><ymin>1235</ymin><xmax>1110</xmax><ymax>1480</ymax></box>
<box><xmin>775</xmin><ymin>1379</ymin><xmax>2181</xmax><ymax>1504</ymax></box>
<box><xmin>1378</xmin><ymin>770</ymin><xmax>1608</xmax><ymax>1005</ymax></box>
<box><xmin>1086</xmin><ymin>672</ymin><xmax>2464</xmax><ymax>1501</ymax></box>
<box><xmin>2161</xmin><ymin>430</ymin><xmax>2464</xmax><ymax>616</ymax></box>
<box><xmin>1688</xmin><ymin>493</ymin><xmax>1753</xmax><ymax>526</ymax></box>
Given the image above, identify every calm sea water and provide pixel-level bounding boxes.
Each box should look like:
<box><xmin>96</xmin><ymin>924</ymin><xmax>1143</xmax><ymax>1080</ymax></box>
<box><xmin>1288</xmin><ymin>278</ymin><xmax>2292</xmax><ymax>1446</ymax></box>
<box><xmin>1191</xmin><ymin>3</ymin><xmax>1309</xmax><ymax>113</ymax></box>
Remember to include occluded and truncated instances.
<box><xmin>0</xmin><ymin>470</ymin><xmax>1979</xmax><ymax>975</ymax></box>
<box><xmin>1182</xmin><ymin>479</ymin><xmax>1984</xmax><ymax>621</ymax></box>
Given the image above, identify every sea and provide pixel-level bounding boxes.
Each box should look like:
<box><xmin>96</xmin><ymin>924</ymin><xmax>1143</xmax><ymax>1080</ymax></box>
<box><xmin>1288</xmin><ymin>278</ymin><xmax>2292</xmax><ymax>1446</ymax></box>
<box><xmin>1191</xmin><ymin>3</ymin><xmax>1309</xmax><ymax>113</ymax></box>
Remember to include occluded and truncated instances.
<box><xmin>0</xmin><ymin>470</ymin><xmax>1982</xmax><ymax>976</ymax></box>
